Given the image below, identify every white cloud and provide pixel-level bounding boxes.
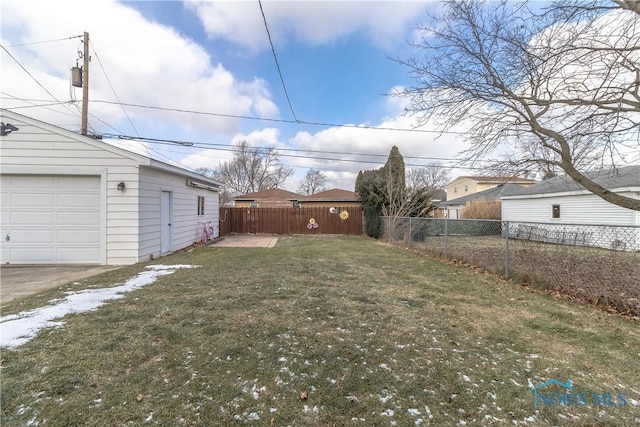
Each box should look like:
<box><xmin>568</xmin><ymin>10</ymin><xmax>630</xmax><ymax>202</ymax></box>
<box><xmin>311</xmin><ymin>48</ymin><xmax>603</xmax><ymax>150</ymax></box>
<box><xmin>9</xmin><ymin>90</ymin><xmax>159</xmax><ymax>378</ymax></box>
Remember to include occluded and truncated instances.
<box><xmin>188</xmin><ymin>1</ymin><xmax>429</xmax><ymax>51</ymax></box>
<box><xmin>0</xmin><ymin>0</ymin><xmax>278</xmax><ymax>135</ymax></box>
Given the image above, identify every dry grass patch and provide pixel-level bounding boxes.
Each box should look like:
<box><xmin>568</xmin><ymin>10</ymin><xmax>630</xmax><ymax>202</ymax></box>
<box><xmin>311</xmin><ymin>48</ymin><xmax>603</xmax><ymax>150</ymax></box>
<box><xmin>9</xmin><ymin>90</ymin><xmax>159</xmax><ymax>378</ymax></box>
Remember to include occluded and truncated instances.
<box><xmin>1</xmin><ymin>236</ymin><xmax>639</xmax><ymax>426</ymax></box>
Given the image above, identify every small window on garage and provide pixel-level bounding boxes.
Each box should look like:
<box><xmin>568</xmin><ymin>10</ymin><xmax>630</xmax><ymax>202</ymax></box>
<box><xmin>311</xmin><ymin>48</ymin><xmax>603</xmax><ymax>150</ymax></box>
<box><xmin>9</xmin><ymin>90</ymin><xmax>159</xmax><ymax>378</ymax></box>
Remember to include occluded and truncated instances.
<box><xmin>464</xmin><ymin>185</ymin><xmax>469</xmax><ymax>192</ymax></box>
<box><xmin>250</xmin><ymin>201</ymin><xmax>258</xmax><ymax>208</ymax></box>
<box><xmin>552</xmin><ymin>204</ymin><xmax>560</xmax><ymax>219</ymax></box>
<box><xmin>197</xmin><ymin>196</ymin><xmax>205</xmax><ymax>216</ymax></box>
<box><xmin>453</xmin><ymin>187</ymin><xmax>458</xmax><ymax>193</ymax></box>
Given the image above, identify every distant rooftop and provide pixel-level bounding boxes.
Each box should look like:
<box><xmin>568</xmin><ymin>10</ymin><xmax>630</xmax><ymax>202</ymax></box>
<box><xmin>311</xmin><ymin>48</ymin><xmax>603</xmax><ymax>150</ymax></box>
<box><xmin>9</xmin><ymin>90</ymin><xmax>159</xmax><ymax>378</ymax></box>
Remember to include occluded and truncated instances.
<box><xmin>298</xmin><ymin>188</ymin><xmax>360</xmax><ymax>201</ymax></box>
<box><xmin>233</xmin><ymin>188</ymin><xmax>302</xmax><ymax>200</ymax></box>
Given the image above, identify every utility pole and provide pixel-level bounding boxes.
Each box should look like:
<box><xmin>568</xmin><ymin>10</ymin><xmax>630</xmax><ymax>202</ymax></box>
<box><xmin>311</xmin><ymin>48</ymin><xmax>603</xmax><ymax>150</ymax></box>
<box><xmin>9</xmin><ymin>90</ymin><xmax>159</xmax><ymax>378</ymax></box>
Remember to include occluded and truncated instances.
<box><xmin>81</xmin><ymin>31</ymin><xmax>89</xmax><ymax>136</ymax></box>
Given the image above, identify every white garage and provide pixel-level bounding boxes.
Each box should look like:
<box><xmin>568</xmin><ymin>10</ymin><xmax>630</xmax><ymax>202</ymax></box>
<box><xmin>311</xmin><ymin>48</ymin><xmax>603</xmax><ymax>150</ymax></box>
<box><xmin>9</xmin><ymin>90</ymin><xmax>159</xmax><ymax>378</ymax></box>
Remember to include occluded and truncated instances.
<box><xmin>1</xmin><ymin>109</ymin><xmax>221</xmax><ymax>265</ymax></box>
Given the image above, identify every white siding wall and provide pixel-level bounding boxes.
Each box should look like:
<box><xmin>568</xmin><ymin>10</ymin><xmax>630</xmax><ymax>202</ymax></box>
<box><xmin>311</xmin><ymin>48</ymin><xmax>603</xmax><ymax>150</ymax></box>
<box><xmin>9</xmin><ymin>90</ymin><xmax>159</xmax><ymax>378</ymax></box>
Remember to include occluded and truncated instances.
<box><xmin>105</xmin><ymin>166</ymin><xmax>140</xmax><ymax>265</ymax></box>
<box><xmin>0</xmin><ymin>115</ymin><xmax>140</xmax><ymax>265</ymax></box>
<box><xmin>138</xmin><ymin>167</ymin><xmax>219</xmax><ymax>261</ymax></box>
<box><xmin>502</xmin><ymin>192</ymin><xmax>638</xmax><ymax>226</ymax></box>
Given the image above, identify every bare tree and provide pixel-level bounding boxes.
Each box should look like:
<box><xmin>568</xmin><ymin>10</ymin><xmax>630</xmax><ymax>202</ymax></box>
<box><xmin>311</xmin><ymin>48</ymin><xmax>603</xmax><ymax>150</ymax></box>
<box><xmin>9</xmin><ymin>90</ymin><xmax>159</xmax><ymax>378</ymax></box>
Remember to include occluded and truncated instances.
<box><xmin>397</xmin><ymin>0</ymin><xmax>640</xmax><ymax>210</ymax></box>
<box><xmin>298</xmin><ymin>168</ymin><xmax>328</xmax><ymax>195</ymax></box>
<box><xmin>406</xmin><ymin>163</ymin><xmax>449</xmax><ymax>200</ymax></box>
<box><xmin>219</xmin><ymin>140</ymin><xmax>293</xmax><ymax>195</ymax></box>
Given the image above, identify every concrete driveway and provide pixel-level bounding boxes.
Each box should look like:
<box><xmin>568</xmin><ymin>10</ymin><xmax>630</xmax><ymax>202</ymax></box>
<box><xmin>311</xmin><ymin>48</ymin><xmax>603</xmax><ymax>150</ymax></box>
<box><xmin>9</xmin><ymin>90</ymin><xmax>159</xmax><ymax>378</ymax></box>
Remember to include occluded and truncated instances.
<box><xmin>1</xmin><ymin>265</ymin><xmax>120</xmax><ymax>304</ymax></box>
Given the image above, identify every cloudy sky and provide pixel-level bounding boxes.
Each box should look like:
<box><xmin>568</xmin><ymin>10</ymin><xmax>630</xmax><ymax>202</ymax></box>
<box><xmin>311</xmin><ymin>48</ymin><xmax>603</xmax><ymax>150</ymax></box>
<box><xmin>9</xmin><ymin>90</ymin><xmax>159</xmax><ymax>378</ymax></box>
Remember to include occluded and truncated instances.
<box><xmin>2</xmin><ymin>0</ymin><xmax>485</xmax><ymax>191</ymax></box>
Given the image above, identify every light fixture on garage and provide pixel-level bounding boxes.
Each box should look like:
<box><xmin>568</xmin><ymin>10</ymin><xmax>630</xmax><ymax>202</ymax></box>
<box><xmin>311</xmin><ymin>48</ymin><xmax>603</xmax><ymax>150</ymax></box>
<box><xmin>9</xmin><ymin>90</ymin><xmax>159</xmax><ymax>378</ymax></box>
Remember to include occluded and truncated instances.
<box><xmin>117</xmin><ymin>181</ymin><xmax>125</xmax><ymax>191</ymax></box>
<box><xmin>1</xmin><ymin>122</ymin><xmax>19</xmax><ymax>136</ymax></box>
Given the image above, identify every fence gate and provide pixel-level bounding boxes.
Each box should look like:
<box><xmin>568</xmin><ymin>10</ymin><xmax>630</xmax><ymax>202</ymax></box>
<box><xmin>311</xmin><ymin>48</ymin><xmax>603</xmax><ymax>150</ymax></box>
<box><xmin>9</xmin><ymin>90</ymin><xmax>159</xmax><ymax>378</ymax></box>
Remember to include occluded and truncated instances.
<box><xmin>219</xmin><ymin>207</ymin><xmax>363</xmax><ymax>236</ymax></box>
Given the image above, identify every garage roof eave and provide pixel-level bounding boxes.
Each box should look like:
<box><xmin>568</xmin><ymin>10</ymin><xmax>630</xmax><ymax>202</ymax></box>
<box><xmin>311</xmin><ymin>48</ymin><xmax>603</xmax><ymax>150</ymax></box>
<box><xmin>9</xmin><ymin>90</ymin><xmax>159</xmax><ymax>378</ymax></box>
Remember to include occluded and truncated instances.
<box><xmin>147</xmin><ymin>159</ymin><xmax>223</xmax><ymax>189</ymax></box>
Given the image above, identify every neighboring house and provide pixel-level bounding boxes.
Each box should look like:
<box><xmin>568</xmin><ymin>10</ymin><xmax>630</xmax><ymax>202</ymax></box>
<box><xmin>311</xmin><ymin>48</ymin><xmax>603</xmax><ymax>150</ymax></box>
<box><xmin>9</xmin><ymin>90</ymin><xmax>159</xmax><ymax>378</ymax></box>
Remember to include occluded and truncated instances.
<box><xmin>445</xmin><ymin>175</ymin><xmax>535</xmax><ymax>201</ymax></box>
<box><xmin>296</xmin><ymin>188</ymin><xmax>361</xmax><ymax>208</ymax></box>
<box><xmin>501</xmin><ymin>165</ymin><xmax>640</xmax><ymax>226</ymax></box>
<box><xmin>437</xmin><ymin>183</ymin><xmax>525</xmax><ymax>219</ymax></box>
<box><xmin>501</xmin><ymin>166</ymin><xmax>639</xmax><ymax>250</ymax></box>
<box><xmin>0</xmin><ymin>109</ymin><xmax>222</xmax><ymax>265</ymax></box>
<box><xmin>233</xmin><ymin>188</ymin><xmax>302</xmax><ymax>208</ymax></box>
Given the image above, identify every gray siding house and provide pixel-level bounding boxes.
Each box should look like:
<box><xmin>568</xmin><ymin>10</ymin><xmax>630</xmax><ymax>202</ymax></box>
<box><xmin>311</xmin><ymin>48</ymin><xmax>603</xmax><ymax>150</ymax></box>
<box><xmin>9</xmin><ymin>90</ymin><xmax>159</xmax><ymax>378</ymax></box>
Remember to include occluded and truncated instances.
<box><xmin>501</xmin><ymin>166</ymin><xmax>639</xmax><ymax>226</ymax></box>
<box><xmin>501</xmin><ymin>166</ymin><xmax>639</xmax><ymax>250</ymax></box>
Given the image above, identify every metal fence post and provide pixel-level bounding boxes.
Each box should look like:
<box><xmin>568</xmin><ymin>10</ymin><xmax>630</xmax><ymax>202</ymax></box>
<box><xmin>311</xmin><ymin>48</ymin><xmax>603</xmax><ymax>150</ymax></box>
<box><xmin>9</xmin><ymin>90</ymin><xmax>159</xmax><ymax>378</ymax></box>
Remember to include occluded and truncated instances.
<box><xmin>409</xmin><ymin>217</ymin><xmax>412</xmax><ymax>247</ymax></box>
<box><xmin>444</xmin><ymin>217</ymin><xmax>448</xmax><ymax>259</ymax></box>
<box><xmin>504</xmin><ymin>220</ymin><xmax>510</xmax><ymax>277</ymax></box>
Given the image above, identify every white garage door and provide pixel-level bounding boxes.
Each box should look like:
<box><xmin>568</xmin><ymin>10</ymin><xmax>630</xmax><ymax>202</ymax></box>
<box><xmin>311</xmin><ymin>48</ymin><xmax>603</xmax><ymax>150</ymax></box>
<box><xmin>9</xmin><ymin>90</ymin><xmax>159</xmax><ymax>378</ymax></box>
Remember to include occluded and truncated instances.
<box><xmin>1</xmin><ymin>175</ymin><xmax>101</xmax><ymax>264</ymax></box>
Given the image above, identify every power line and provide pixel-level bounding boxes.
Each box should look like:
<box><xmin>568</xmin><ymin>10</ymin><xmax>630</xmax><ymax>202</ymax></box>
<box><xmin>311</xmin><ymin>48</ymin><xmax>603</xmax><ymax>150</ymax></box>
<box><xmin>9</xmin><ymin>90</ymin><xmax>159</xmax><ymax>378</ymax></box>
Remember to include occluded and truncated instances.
<box><xmin>3</xmin><ymin>35</ymin><xmax>83</xmax><ymax>48</ymax></box>
<box><xmin>3</xmin><ymin>95</ymin><xmax>465</xmax><ymax>135</ymax></box>
<box><xmin>90</xmin><ymin>40</ymin><xmax>140</xmax><ymax>136</ymax></box>
<box><xmin>103</xmin><ymin>133</ymin><xmax>491</xmax><ymax>171</ymax></box>
<box><xmin>91</xmin><ymin>99</ymin><xmax>464</xmax><ymax>134</ymax></box>
<box><xmin>258</xmin><ymin>0</ymin><xmax>299</xmax><ymax>122</ymax></box>
<box><xmin>0</xmin><ymin>92</ymin><xmax>79</xmax><ymax>117</ymax></box>
<box><xmin>1</xmin><ymin>45</ymin><xmax>79</xmax><ymax>118</ymax></box>
<box><xmin>101</xmin><ymin>133</ymin><xmax>470</xmax><ymax>162</ymax></box>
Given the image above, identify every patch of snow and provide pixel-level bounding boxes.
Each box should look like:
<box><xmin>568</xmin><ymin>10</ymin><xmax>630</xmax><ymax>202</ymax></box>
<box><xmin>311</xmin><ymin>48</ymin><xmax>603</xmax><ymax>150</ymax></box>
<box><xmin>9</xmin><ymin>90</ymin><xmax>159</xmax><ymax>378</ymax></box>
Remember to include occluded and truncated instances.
<box><xmin>0</xmin><ymin>265</ymin><xmax>198</xmax><ymax>349</ymax></box>
<box><xmin>511</xmin><ymin>379</ymin><xmax>522</xmax><ymax>387</ymax></box>
<box><xmin>381</xmin><ymin>409</ymin><xmax>394</xmax><ymax>417</ymax></box>
<box><xmin>408</xmin><ymin>408</ymin><xmax>421</xmax><ymax>416</ymax></box>
<box><xmin>424</xmin><ymin>406</ymin><xmax>433</xmax><ymax>419</ymax></box>
<box><xmin>250</xmin><ymin>385</ymin><xmax>266</xmax><ymax>400</ymax></box>
<box><xmin>247</xmin><ymin>412</ymin><xmax>260</xmax><ymax>420</ymax></box>
<box><xmin>380</xmin><ymin>393</ymin><xmax>392</xmax><ymax>404</ymax></box>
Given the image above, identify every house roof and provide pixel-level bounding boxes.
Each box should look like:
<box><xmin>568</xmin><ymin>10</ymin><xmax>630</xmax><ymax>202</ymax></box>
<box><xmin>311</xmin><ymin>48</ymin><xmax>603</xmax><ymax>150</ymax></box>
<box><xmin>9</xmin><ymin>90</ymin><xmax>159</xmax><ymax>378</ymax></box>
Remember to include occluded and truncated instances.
<box><xmin>0</xmin><ymin>109</ymin><xmax>223</xmax><ymax>189</ymax></box>
<box><xmin>501</xmin><ymin>165</ymin><xmax>640</xmax><ymax>198</ymax></box>
<box><xmin>233</xmin><ymin>188</ymin><xmax>303</xmax><ymax>201</ymax></box>
<box><xmin>439</xmin><ymin>183</ymin><xmax>525</xmax><ymax>206</ymax></box>
<box><xmin>298</xmin><ymin>188</ymin><xmax>360</xmax><ymax>202</ymax></box>
<box><xmin>447</xmin><ymin>175</ymin><xmax>535</xmax><ymax>186</ymax></box>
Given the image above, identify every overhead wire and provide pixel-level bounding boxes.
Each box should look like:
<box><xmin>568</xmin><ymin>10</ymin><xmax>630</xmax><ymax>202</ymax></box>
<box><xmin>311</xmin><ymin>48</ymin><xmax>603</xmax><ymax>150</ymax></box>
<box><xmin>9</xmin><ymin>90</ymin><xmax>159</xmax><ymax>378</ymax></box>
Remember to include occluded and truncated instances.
<box><xmin>91</xmin><ymin>99</ymin><xmax>465</xmax><ymax>134</ymax></box>
<box><xmin>258</xmin><ymin>0</ymin><xmax>299</xmax><ymax>122</ymax></box>
<box><xmin>103</xmin><ymin>133</ymin><xmax>467</xmax><ymax>163</ymax></box>
<box><xmin>103</xmin><ymin>133</ymin><xmax>492</xmax><ymax>172</ymax></box>
<box><xmin>89</xmin><ymin>40</ymin><xmax>140</xmax><ymax>136</ymax></box>
<box><xmin>1</xmin><ymin>44</ymin><xmax>79</xmax><ymax>117</ymax></box>
<box><xmin>3</xmin><ymin>35</ymin><xmax>83</xmax><ymax>48</ymax></box>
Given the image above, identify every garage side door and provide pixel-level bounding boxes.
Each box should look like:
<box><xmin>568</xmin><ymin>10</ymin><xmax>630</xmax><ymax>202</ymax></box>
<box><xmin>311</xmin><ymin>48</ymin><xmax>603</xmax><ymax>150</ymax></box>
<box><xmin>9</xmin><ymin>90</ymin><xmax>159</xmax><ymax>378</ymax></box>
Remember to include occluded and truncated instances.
<box><xmin>1</xmin><ymin>175</ymin><xmax>101</xmax><ymax>264</ymax></box>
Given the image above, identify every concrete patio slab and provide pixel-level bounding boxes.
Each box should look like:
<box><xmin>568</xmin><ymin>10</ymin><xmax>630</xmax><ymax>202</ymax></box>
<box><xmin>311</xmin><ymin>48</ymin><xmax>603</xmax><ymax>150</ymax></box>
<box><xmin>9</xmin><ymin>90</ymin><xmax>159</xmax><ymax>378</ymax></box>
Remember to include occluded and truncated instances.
<box><xmin>211</xmin><ymin>235</ymin><xmax>278</xmax><ymax>248</ymax></box>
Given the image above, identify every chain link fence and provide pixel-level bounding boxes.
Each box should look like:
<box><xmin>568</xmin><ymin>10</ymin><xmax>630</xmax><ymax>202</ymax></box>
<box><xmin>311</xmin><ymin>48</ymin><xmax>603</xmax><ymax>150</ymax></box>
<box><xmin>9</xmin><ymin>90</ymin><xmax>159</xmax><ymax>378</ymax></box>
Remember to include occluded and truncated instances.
<box><xmin>381</xmin><ymin>217</ymin><xmax>640</xmax><ymax>316</ymax></box>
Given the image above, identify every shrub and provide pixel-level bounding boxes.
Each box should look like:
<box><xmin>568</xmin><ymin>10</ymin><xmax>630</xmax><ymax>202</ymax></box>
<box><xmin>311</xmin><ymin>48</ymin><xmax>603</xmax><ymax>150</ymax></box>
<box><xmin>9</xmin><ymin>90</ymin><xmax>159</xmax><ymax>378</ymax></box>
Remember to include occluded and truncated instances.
<box><xmin>460</xmin><ymin>200</ymin><xmax>501</xmax><ymax>219</ymax></box>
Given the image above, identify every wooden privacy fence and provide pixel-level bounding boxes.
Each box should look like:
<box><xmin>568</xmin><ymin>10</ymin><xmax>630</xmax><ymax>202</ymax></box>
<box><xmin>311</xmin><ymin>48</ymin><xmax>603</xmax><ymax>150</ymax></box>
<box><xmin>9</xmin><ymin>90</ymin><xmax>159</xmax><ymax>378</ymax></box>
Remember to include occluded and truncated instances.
<box><xmin>219</xmin><ymin>207</ymin><xmax>363</xmax><ymax>236</ymax></box>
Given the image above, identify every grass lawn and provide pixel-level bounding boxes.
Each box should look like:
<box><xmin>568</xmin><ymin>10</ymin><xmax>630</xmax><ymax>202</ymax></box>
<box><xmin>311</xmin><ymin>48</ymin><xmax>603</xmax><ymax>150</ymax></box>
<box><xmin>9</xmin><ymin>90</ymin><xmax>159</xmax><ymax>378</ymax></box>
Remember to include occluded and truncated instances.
<box><xmin>1</xmin><ymin>236</ymin><xmax>639</xmax><ymax>426</ymax></box>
